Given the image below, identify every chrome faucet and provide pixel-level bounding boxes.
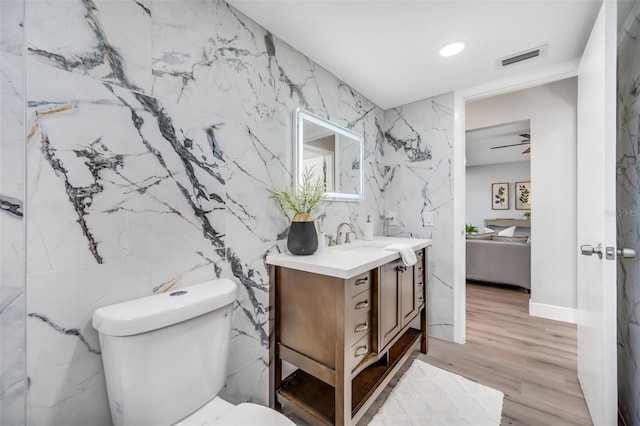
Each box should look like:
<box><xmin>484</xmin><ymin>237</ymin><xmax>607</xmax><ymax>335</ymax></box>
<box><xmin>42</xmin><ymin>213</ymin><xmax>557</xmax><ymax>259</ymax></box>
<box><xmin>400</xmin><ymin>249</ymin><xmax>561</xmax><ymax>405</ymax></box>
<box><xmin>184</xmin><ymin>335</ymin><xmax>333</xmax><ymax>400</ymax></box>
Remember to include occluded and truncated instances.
<box><xmin>336</xmin><ymin>222</ymin><xmax>356</xmax><ymax>245</ymax></box>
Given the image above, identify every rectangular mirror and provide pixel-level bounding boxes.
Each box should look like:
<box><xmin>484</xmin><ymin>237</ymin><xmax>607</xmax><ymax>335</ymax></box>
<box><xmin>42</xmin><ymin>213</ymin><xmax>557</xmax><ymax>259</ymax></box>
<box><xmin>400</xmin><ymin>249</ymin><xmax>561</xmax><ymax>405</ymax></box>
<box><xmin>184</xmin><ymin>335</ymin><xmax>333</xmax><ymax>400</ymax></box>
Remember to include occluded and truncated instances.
<box><xmin>295</xmin><ymin>108</ymin><xmax>363</xmax><ymax>201</ymax></box>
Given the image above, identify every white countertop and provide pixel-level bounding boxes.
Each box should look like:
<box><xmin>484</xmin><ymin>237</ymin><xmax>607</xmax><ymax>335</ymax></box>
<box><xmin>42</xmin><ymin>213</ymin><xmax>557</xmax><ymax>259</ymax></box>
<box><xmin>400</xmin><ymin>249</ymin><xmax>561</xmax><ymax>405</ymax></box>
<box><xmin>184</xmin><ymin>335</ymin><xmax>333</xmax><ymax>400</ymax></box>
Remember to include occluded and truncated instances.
<box><xmin>266</xmin><ymin>237</ymin><xmax>431</xmax><ymax>279</ymax></box>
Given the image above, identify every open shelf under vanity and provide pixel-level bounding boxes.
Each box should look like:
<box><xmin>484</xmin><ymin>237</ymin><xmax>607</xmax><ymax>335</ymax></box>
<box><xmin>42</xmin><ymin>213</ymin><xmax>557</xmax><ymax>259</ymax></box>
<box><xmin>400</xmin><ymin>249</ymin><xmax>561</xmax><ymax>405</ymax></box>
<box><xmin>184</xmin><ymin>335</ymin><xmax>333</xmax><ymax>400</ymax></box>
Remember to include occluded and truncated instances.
<box><xmin>276</xmin><ymin>328</ymin><xmax>422</xmax><ymax>425</ymax></box>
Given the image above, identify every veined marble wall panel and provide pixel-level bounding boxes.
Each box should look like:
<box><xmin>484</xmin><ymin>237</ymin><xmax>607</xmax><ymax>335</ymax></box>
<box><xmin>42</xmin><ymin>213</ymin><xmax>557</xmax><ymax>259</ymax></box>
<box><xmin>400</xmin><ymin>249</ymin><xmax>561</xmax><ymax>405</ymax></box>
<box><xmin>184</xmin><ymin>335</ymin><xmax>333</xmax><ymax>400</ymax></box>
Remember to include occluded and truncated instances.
<box><xmin>24</xmin><ymin>0</ymin><xmax>385</xmax><ymax>423</ymax></box>
<box><xmin>151</xmin><ymin>0</ymin><xmax>338</xmax><ymax>125</ymax></box>
<box><xmin>383</xmin><ymin>93</ymin><xmax>455</xmax><ymax>341</ymax></box>
<box><xmin>26</xmin><ymin>62</ymin><xmax>228</xmax><ymax>275</ymax></box>
<box><xmin>617</xmin><ymin>5</ymin><xmax>640</xmax><ymax>424</ymax></box>
<box><xmin>1</xmin><ymin>52</ymin><xmax>24</xmax><ymax>277</ymax></box>
<box><xmin>1</xmin><ymin>0</ymin><xmax>24</xmax><ymax>55</ymax></box>
<box><xmin>26</xmin><ymin>0</ymin><xmax>152</xmax><ymax>94</ymax></box>
<box><xmin>26</xmin><ymin>261</ymin><xmax>152</xmax><ymax>426</ymax></box>
<box><xmin>1</xmin><ymin>1</ymin><xmax>26</xmax><ymax>422</ymax></box>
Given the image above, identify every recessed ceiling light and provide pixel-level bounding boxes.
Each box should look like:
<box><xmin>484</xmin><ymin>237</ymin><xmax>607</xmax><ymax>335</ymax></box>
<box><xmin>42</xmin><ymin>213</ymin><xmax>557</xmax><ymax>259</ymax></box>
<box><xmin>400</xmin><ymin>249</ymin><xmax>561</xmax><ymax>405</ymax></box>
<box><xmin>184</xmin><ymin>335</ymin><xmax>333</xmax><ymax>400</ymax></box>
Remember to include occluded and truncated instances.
<box><xmin>439</xmin><ymin>41</ymin><xmax>466</xmax><ymax>57</ymax></box>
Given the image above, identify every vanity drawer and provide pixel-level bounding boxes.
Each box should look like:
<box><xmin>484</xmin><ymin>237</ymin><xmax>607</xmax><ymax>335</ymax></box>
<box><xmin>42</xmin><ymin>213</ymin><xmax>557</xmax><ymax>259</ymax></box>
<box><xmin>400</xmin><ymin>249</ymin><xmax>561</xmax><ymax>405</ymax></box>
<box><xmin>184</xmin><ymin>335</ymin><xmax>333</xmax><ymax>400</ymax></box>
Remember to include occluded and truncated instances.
<box><xmin>415</xmin><ymin>250</ymin><xmax>425</xmax><ymax>308</ymax></box>
<box><xmin>414</xmin><ymin>276</ymin><xmax>424</xmax><ymax>293</ymax></box>
<box><xmin>350</xmin><ymin>332</ymin><xmax>371</xmax><ymax>370</ymax></box>
<box><xmin>347</xmin><ymin>310</ymin><xmax>371</xmax><ymax>348</ymax></box>
<box><xmin>416</xmin><ymin>282</ymin><xmax>425</xmax><ymax>307</ymax></box>
<box><xmin>350</xmin><ymin>288</ymin><xmax>371</xmax><ymax>313</ymax></box>
<box><xmin>415</xmin><ymin>250</ymin><xmax>424</xmax><ymax>273</ymax></box>
<box><xmin>347</xmin><ymin>271</ymin><xmax>372</xmax><ymax>298</ymax></box>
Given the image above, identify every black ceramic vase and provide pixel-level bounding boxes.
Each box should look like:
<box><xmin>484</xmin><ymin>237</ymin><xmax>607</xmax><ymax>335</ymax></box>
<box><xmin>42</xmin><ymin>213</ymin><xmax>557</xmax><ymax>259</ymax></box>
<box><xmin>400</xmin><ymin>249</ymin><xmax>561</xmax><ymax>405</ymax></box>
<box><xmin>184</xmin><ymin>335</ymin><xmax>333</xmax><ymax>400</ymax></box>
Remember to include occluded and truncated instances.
<box><xmin>287</xmin><ymin>214</ymin><xmax>318</xmax><ymax>255</ymax></box>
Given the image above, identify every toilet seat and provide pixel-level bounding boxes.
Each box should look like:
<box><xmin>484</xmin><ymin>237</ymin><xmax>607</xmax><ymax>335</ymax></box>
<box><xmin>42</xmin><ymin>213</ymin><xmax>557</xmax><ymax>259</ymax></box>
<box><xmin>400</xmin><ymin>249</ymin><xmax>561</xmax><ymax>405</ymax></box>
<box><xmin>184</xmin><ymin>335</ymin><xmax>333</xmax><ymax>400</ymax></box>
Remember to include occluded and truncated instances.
<box><xmin>174</xmin><ymin>396</ymin><xmax>295</xmax><ymax>426</ymax></box>
<box><xmin>211</xmin><ymin>403</ymin><xmax>296</xmax><ymax>425</ymax></box>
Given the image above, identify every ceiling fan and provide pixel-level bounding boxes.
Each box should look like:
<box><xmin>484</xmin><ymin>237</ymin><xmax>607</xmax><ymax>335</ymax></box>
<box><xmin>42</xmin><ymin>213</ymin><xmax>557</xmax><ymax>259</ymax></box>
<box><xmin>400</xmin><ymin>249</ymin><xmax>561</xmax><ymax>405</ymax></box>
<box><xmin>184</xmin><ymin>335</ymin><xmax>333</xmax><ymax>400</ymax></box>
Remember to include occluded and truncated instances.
<box><xmin>490</xmin><ymin>133</ymin><xmax>531</xmax><ymax>154</ymax></box>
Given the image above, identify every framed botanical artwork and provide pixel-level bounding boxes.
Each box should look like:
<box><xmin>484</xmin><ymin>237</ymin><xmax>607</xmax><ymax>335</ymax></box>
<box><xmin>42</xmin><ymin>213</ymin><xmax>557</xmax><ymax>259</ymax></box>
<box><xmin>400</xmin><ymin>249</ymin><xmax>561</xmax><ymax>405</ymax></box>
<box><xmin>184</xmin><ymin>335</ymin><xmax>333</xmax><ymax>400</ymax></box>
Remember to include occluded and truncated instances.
<box><xmin>491</xmin><ymin>183</ymin><xmax>509</xmax><ymax>210</ymax></box>
<box><xmin>516</xmin><ymin>181</ymin><xmax>531</xmax><ymax>210</ymax></box>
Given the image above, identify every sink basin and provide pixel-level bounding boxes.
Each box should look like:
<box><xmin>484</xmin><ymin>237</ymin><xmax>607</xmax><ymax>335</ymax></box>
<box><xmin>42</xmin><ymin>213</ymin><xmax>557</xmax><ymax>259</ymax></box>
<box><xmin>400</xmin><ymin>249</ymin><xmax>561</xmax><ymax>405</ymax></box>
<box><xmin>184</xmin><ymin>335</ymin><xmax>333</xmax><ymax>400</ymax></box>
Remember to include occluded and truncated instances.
<box><xmin>334</xmin><ymin>245</ymin><xmax>385</xmax><ymax>253</ymax></box>
<box><xmin>332</xmin><ymin>240</ymin><xmax>388</xmax><ymax>251</ymax></box>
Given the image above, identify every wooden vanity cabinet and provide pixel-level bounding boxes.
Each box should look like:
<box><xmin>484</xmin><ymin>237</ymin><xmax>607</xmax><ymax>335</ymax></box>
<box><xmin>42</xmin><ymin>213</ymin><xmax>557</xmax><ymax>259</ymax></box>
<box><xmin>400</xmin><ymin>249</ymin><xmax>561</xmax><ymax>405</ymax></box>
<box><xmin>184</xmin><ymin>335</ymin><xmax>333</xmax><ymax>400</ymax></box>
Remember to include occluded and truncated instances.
<box><xmin>269</xmin><ymin>247</ymin><xmax>428</xmax><ymax>426</ymax></box>
<box><xmin>377</xmin><ymin>248</ymin><xmax>426</xmax><ymax>351</ymax></box>
<box><xmin>405</xmin><ymin>248</ymin><xmax>426</xmax><ymax>328</ymax></box>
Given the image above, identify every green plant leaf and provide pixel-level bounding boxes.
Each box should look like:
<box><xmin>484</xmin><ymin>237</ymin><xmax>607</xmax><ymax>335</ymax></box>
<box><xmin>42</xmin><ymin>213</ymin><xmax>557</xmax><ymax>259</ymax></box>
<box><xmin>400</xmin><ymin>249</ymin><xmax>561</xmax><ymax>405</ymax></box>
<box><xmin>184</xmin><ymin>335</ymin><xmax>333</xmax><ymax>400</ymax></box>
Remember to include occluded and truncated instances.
<box><xmin>269</xmin><ymin>166</ymin><xmax>326</xmax><ymax>215</ymax></box>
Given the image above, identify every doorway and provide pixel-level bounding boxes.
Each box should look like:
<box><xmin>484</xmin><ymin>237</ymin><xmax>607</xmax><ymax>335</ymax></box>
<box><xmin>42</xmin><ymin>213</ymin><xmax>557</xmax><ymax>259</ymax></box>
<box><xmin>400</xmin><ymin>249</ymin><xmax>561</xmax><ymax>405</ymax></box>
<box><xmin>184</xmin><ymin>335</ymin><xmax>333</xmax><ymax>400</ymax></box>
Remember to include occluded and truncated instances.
<box><xmin>451</xmin><ymin>75</ymin><xmax>591</xmax><ymax>424</ymax></box>
<box><xmin>452</xmin><ymin>72</ymin><xmax>580</xmax><ymax>343</ymax></box>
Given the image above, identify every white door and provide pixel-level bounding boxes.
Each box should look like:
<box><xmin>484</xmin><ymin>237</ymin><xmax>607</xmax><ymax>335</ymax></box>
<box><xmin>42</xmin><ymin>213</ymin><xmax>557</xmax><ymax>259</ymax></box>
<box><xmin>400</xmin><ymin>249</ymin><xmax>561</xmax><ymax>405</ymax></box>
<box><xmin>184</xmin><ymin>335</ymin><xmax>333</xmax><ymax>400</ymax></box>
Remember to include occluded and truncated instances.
<box><xmin>576</xmin><ymin>1</ymin><xmax>617</xmax><ymax>425</ymax></box>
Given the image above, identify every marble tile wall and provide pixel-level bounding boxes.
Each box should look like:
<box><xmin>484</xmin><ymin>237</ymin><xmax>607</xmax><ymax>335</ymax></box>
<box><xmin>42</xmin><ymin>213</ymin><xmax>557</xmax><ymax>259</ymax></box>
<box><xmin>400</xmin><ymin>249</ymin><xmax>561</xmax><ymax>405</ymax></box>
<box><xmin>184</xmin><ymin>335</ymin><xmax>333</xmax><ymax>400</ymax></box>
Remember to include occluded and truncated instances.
<box><xmin>383</xmin><ymin>93</ymin><xmax>455</xmax><ymax>341</ymax></box>
<box><xmin>1</xmin><ymin>0</ymin><xmax>26</xmax><ymax>424</ymax></box>
<box><xmin>22</xmin><ymin>0</ymin><xmax>388</xmax><ymax>424</ymax></box>
<box><xmin>617</xmin><ymin>4</ymin><xmax>640</xmax><ymax>424</ymax></box>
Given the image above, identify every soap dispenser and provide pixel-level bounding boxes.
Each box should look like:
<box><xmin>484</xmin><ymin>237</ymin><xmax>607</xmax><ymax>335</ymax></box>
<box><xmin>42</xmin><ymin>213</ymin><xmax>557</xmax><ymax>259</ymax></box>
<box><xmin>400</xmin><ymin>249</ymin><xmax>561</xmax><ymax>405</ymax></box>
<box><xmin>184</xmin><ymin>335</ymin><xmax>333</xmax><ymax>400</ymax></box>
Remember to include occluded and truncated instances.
<box><xmin>363</xmin><ymin>215</ymin><xmax>374</xmax><ymax>241</ymax></box>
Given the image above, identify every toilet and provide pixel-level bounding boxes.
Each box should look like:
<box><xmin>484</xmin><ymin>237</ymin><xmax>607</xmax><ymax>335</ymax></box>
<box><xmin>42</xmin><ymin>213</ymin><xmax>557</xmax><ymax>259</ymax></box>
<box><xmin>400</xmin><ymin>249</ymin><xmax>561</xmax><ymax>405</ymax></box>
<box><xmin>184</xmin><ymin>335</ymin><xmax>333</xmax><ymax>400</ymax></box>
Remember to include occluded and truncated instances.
<box><xmin>92</xmin><ymin>279</ymin><xmax>295</xmax><ymax>426</ymax></box>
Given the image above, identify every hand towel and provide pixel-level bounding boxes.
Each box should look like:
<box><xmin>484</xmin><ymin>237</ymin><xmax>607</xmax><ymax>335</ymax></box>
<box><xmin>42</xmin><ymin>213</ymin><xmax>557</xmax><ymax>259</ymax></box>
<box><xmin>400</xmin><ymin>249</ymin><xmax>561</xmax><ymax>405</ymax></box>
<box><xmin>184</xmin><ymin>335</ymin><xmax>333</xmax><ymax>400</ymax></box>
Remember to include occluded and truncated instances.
<box><xmin>384</xmin><ymin>244</ymin><xmax>417</xmax><ymax>266</ymax></box>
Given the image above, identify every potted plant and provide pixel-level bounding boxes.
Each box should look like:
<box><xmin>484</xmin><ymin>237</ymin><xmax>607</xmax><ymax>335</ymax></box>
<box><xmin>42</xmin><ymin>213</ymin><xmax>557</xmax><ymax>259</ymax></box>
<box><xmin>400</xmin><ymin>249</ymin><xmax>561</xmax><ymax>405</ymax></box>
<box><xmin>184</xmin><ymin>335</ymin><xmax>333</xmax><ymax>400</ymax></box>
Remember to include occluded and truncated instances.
<box><xmin>465</xmin><ymin>224</ymin><xmax>478</xmax><ymax>235</ymax></box>
<box><xmin>523</xmin><ymin>211</ymin><xmax>531</xmax><ymax>220</ymax></box>
<box><xmin>270</xmin><ymin>168</ymin><xmax>326</xmax><ymax>255</ymax></box>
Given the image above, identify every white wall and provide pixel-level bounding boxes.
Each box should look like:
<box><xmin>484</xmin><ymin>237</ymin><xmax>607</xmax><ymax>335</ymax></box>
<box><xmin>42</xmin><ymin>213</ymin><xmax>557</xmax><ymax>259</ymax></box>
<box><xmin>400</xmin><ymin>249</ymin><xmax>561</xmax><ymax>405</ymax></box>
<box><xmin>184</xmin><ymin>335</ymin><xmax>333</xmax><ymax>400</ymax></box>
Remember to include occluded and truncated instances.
<box><xmin>465</xmin><ymin>161</ymin><xmax>531</xmax><ymax>234</ymax></box>
<box><xmin>466</xmin><ymin>77</ymin><xmax>578</xmax><ymax>312</ymax></box>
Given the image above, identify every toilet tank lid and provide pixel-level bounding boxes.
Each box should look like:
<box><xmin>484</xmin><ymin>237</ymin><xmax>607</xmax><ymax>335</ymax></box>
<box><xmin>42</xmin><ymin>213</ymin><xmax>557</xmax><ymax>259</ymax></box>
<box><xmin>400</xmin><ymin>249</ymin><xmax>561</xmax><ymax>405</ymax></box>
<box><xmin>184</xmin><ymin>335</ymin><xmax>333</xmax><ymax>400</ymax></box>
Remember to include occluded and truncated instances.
<box><xmin>92</xmin><ymin>279</ymin><xmax>237</xmax><ymax>337</ymax></box>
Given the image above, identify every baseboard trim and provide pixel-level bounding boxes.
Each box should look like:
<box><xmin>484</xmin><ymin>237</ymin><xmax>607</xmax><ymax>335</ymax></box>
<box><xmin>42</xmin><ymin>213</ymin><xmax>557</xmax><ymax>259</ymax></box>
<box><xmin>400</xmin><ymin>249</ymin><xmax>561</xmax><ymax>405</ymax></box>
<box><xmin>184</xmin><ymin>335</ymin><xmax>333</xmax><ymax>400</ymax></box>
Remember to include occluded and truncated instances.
<box><xmin>529</xmin><ymin>301</ymin><xmax>577</xmax><ymax>324</ymax></box>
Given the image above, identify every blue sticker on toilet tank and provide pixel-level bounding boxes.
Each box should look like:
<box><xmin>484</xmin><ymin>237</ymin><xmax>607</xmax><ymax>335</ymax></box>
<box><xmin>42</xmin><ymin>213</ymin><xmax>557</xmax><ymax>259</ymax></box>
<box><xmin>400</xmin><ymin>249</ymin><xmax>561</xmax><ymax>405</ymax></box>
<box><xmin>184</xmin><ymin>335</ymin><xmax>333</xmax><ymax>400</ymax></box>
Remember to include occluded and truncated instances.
<box><xmin>169</xmin><ymin>290</ymin><xmax>187</xmax><ymax>296</ymax></box>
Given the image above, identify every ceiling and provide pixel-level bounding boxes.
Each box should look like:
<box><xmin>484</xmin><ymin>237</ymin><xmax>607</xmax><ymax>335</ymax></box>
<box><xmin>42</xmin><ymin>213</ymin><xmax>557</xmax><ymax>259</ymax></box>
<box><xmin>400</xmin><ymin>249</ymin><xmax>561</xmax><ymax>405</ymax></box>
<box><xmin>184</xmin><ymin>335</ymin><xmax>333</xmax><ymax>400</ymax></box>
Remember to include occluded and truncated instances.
<box><xmin>466</xmin><ymin>120</ymin><xmax>530</xmax><ymax>167</ymax></box>
<box><xmin>228</xmin><ymin>0</ymin><xmax>602</xmax><ymax>110</ymax></box>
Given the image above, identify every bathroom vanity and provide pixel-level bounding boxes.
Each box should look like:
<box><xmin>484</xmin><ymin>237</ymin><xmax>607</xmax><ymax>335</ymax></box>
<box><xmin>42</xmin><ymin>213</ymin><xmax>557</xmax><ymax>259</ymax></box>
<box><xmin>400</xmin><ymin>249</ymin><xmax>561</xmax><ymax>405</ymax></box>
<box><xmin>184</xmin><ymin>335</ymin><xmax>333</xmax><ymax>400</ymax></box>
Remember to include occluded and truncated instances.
<box><xmin>266</xmin><ymin>237</ymin><xmax>430</xmax><ymax>425</ymax></box>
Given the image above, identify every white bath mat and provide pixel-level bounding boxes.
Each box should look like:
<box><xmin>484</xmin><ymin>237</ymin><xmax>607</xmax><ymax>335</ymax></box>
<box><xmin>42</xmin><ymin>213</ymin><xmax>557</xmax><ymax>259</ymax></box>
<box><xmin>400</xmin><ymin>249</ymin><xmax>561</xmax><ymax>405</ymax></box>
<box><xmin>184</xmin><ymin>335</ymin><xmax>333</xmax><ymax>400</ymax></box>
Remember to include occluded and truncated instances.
<box><xmin>368</xmin><ymin>360</ymin><xmax>503</xmax><ymax>426</ymax></box>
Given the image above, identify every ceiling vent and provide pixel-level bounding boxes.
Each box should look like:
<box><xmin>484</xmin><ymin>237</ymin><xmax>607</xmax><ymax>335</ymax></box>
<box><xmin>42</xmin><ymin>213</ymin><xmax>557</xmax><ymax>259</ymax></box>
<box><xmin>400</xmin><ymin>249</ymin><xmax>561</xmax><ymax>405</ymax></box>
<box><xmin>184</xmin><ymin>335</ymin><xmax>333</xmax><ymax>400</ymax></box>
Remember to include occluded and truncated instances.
<box><xmin>497</xmin><ymin>45</ymin><xmax>548</xmax><ymax>69</ymax></box>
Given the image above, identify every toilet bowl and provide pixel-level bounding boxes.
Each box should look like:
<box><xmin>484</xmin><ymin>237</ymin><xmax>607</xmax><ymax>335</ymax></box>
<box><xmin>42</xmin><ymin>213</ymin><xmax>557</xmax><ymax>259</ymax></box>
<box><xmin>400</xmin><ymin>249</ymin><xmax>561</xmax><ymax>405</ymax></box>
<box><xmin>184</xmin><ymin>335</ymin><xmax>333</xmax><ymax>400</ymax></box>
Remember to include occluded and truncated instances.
<box><xmin>174</xmin><ymin>396</ymin><xmax>294</xmax><ymax>426</ymax></box>
<box><xmin>92</xmin><ymin>279</ymin><xmax>294</xmax><ymax>426</ymax></box>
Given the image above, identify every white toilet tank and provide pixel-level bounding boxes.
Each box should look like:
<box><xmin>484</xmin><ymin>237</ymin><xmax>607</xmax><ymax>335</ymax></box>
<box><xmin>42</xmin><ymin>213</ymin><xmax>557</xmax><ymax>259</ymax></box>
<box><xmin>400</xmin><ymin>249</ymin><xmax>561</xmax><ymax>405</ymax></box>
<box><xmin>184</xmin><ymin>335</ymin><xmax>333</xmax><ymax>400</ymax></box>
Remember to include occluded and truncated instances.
<box><xmin>92</xmin><ymin>279</ymin><xmax>237</xmax><ymax>426</ymax></box>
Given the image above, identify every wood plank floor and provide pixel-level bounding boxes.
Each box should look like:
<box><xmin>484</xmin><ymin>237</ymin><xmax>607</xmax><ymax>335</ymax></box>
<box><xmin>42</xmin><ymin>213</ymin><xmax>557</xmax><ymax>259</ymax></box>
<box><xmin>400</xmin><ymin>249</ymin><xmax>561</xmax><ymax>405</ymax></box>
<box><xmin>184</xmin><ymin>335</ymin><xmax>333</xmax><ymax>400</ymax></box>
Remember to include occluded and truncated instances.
<box><xmin>358</xmin><ymin>282</ymin><xmax>593</xmax><ymax>425</ymax></box>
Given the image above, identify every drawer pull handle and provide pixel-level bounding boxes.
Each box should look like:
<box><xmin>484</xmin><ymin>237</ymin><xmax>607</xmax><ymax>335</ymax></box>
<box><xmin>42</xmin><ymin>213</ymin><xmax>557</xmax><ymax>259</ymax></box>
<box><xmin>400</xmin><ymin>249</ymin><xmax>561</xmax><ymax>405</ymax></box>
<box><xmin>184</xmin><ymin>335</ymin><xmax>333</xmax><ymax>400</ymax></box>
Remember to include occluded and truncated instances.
<box><xmin>354</xmin><ymin>345</ymin><xmax>368</xmax><ymax>357</ymax></box>
<box><xmin>354</xmin><ymin>322</ymin><xmax>368</xmax><ymax>333</ymax></box>
<box><xmin>397</xmin><ymin>265</ymin><xmax>407</xmax><ymax>272</ymax></box>
<box><xmin>355</xmin><ymin>301</ymin><xmax>369</xmax><ymax>310</ymax></box>
<box><xmin>355</xmin><ymin>277</ymin><xmax>369</xmax><ymax>286</ymax></box>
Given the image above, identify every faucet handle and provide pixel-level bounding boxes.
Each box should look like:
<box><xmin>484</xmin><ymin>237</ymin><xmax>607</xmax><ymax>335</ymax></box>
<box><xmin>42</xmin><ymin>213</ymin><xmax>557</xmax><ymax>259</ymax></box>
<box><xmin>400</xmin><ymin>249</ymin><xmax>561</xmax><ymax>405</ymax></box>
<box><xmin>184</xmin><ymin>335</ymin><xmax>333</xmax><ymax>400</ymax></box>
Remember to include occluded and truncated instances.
<box><xmin>345</xmin><ymin>232</ymin><xmax>356</xmax><ymax>244</ymax></box>
<box><xmin>326</xmin><ymin>234</ymin><xmax>335</xmax><ymax>247</ymax></box>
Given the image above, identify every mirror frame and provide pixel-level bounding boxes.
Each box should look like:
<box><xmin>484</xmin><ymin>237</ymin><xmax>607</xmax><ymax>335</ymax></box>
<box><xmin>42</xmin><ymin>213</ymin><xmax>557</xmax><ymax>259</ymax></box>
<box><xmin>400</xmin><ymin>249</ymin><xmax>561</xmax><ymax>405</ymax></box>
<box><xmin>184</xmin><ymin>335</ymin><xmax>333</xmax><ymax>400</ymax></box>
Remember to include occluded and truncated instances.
<box><xmin>294</xmin><ymin>108</ymin><xmax>364</xmax><ymax>201</ymax></box>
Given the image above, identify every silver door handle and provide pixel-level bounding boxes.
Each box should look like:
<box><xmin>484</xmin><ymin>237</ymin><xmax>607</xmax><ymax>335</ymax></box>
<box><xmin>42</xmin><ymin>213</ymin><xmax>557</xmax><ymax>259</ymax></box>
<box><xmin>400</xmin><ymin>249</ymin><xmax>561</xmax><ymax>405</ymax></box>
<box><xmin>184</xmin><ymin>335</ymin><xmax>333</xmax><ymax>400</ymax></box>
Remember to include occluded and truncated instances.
<box><xmin>581</xmin><ymin>243</ymin><xmax>603</xmax><ymax>259</ymax></box>
<box><xmin>617</xmin><ymin>248</ymin><xmax>636</xmax><ymax>259</ymax></box>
